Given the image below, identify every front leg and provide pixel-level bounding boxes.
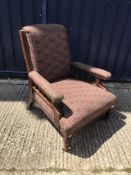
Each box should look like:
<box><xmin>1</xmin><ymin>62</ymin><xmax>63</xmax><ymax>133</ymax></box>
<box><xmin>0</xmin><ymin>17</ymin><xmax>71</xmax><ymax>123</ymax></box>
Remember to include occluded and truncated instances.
<box><xmin>61</xmin><ymin>131</ymin><xmax>71</xmax><ymax>152</ymax></box>
<box><xmin>62</xmin><ymin>136</ymin><xmax>71</xmax><ymax>152</ymax></box>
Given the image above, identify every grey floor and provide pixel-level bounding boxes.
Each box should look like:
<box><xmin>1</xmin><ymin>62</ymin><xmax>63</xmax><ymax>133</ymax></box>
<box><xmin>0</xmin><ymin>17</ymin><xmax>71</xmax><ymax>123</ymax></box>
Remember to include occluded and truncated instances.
<box><xmin>0</xmin><ymin>80</ymin><xmax>131</xmax><ymax>175</ymax></box>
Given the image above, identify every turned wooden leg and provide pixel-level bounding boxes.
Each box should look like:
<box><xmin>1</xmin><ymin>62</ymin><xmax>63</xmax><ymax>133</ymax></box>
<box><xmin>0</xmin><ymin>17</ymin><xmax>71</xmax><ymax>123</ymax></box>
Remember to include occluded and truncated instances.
<box><xmin>61</xmin><ymin>132</ymin><xmax>71</xmax><ymax>152</ymax></box>
<box><xmin>27</xmin><ymin>101</ymin><xmax>33</xmax><ymax>110</ymax></box>
<box><xmin>27</xmin><ymin>80</ymin><xmax>33</xmax><ymax>110</ymax></box>
<box><xmin>62</xmin><ymin>137</ymin><xmax>71</xmax><ymax>152</ymax></box>
<box><xmin>101</xmin><ymin>109</ymin><xmax>111</xmax><ymax>120</ymax></box>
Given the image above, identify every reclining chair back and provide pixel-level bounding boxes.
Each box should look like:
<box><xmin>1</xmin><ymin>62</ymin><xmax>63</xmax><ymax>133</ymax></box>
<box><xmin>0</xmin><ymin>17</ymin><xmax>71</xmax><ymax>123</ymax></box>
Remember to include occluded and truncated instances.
<box><xmin>19</xmin><ymin>24</ymin><xmax>71</xmax><ymax>82</ymax></box>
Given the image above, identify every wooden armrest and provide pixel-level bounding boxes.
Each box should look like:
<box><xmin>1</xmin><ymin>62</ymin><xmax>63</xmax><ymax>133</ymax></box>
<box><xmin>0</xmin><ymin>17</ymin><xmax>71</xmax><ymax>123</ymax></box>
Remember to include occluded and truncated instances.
<box><xmin>72</xmin><ymin>62</ymin><xmax>111</xmax><ymax>80</ymax></box>
<box><xmin>28</xmin><ymin>71</ymin><xmax>64</xmax><ymax>103</ymax></box>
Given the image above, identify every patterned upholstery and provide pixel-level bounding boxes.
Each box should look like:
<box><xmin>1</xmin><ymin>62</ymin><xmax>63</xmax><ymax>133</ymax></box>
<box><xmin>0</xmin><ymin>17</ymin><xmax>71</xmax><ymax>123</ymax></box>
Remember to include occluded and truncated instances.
<box><xmin>23</xmin><ymin>24</ymin><xmax>71</xmax><ymax>82</ymax></box>
<box><xmin>52</xmin><ymin>79</ymin><xmax>116</xmax><ymax>136</ymax></box>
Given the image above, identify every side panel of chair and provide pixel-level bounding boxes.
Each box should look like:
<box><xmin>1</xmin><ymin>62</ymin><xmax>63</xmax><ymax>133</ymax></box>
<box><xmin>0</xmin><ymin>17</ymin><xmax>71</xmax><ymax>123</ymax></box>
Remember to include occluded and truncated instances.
<box><xmin>19</xmin><ymin>30</ymin><xmax>34</xmax><ymax>110</ymax></box>
<box><xmin>19</xmin><ymin>29</ymin><xmax>63</xmax><ymax>129</ymax></box>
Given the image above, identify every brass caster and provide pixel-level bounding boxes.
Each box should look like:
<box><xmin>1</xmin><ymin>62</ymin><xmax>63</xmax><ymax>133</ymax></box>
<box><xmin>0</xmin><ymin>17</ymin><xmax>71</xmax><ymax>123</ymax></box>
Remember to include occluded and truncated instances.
<box><xmin>62</xmin><ymin>136</ymin><xmax>71</xmax><ymax>152</ymax></box>
<box><xmin>62</xmin><ymin>146</ymin><xmax>71</xmax><ymax>152</ymax></box>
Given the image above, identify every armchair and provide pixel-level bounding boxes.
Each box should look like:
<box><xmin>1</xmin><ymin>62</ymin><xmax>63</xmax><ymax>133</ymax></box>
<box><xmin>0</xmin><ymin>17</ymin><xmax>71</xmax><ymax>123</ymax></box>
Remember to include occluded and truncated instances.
<box><xmin>19</xmin><ymin>24</ymin><xmax>116</xmax><ymax>151</ymax></box>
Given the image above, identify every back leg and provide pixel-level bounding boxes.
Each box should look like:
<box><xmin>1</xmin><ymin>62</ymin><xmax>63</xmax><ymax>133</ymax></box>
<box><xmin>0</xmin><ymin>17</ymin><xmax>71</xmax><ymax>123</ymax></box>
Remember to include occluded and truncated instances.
<box><xmin>27</xmin><ymin>80</ymin><xmax>34</xmax><ymax>110</ymax></box>
<box><xmin>101</xmin><ymin>108</ymin><xmax>112</xmax><ymax>120</ymax></box>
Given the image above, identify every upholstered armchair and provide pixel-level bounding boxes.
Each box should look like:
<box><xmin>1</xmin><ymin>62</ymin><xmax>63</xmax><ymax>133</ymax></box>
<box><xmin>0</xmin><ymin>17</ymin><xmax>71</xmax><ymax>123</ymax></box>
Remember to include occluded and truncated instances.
<box><xmin>19</xmin><ymin>24</ymin><xmax>116</xmax><ymax>151</ymax></box>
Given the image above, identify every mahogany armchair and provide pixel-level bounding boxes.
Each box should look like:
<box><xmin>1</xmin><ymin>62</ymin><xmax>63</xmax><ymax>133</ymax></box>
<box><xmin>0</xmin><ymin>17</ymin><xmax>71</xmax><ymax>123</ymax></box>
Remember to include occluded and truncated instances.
<box><xmin>19</xmin><ymin>24</ymin><xmax>116</xmax><ymax>151</ymax></box>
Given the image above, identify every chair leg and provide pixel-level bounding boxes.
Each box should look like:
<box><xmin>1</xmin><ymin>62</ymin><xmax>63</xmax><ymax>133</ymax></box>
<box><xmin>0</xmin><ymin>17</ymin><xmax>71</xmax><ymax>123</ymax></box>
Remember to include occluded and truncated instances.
<box><xmin>27</xmin><ymin>99</ymin><xmax>33</xmax><ymax>110</ymax></box>
<box><xmin>101</xmin><ymin>109</ymin><xmax>111</xmax><ymax>120</ymax></box>
<box><xmin>62</xmin><ymin>137</ymin><xmax>71</xmax><ymax>152</ymax></box>
<box><xmin>27</xmin><ymin>80</ymin><xmax>33</xmax><ymax>110</ymax></box>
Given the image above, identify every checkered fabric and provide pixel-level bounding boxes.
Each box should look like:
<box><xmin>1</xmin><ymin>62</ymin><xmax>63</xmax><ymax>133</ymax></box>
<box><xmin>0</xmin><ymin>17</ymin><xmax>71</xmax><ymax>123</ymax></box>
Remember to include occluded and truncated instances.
<box><xmin>23</xmin><ymin>24</ymin><xmax>71</xmax><ymax>82</ymax></box>
<box><xmin>21</xmin><ymin>24</ymin><xmax>117</xmax><ymax>138</ymax></box>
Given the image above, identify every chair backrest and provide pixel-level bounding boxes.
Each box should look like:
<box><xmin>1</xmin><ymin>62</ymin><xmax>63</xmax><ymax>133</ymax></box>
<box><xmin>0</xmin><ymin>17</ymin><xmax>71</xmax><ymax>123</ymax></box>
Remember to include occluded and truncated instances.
<box><xmin>19</xmin><ymin>24</ymin><xmax>71</xmax><ymax>82</ymax></box>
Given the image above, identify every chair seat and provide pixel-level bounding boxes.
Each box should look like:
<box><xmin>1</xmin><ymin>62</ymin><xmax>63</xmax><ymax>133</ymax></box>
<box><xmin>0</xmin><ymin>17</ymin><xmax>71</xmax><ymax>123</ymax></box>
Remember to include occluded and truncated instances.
<box><xmin>52</xmin><ymin>78</ymin><xmax>116</xmax><ymax>136</ymax></box>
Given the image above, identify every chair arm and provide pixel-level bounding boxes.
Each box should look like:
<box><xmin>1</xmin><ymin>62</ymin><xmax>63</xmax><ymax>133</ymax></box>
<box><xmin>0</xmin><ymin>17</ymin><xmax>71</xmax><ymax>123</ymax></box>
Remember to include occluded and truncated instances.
<box><xmin>28</xmin><ymin>71</ymin><xmax>64</xmax><ymax>103</ymax></box>
<box><xmin>72</xmin><ymin>62</ymin><xmax>111</xmax><ymax>80</ymax></box>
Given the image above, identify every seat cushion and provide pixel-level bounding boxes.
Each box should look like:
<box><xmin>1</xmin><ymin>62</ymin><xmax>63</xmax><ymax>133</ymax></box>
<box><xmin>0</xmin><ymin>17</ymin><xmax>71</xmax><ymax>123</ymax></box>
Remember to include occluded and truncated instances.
<box><xmin>52</xmin><ymin>79</ymin><xmax>116</xmax><ymax>136</ymax></box>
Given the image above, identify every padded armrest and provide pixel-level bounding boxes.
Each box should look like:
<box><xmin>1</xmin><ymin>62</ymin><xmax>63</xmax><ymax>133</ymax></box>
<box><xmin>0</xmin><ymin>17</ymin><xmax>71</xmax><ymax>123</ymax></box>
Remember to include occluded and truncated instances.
<box><xmin>28</xmin><ymin>71</ymin><xmax>64</xmax><ymax>103</ymax></box>
<box><xmin>72</xmin><ymin>62</ymin><xmax>111</xmax><ymax>80</ymax></box>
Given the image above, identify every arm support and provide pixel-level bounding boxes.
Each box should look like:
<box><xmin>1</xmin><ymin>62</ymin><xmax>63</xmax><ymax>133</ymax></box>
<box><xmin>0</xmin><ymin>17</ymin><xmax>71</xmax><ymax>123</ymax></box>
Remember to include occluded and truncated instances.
<box><xmin>72</xmin><ymin>62</ymin><xmax>111</xmax><ymax>80</ymax></box>
<box><xmin>28</xmin><ymin>71</ymin><xmax>64</xmax><ymax>103</ymax></box>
